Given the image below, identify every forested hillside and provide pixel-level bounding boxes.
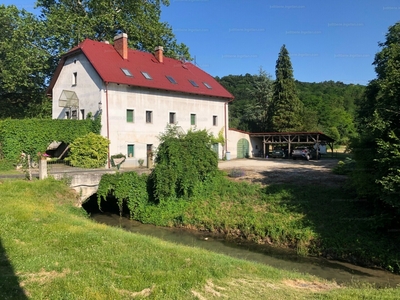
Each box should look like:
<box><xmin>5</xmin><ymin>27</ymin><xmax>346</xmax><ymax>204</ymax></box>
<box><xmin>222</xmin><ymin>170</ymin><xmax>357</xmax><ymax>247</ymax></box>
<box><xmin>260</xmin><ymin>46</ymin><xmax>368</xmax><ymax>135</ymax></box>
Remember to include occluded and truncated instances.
<box><xmin>217</xmin><ymin>74</ymin><xmax>365</xmax><ymax>145</ymax></box>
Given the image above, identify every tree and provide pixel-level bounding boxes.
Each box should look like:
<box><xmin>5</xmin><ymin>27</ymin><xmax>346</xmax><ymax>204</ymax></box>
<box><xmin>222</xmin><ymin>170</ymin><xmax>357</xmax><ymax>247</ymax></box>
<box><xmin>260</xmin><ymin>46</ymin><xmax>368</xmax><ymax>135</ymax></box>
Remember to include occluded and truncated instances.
<box><xmin>0</xmin><ymin>5</ymin><xmax>52</xmax><ymax>118</ymax></box>
<box><xmin>351</xmin><ymin>22</ymin><xmax>400</xmax><ymax>220</ymax></box>
<box><xmin>35</xmin><ymin>0</ymin><xmax>191</xmax><ymax>62</ymax></box>
<box><xmin>269</xmin><ymin>45</ymin><xmax>303</xmax><ymax>132</ymax></box>
<box><xmin>244</xmin><ymin>68</ymin><xmax>273</xmax><ymax>132</ymax></box>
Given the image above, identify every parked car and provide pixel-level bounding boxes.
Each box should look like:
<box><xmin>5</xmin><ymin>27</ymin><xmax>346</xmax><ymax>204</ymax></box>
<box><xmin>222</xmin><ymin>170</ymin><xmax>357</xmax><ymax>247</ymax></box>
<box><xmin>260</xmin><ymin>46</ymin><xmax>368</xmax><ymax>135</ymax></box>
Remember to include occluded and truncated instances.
<box><xmin>270</xmin><ymin>147</ymin><xmax>287</xmax><ymax>158</ymax></box>
<box><xmin>292</xmin><ymin>146</ymin><xmax>321</xmax><ymax>160</ymax></box>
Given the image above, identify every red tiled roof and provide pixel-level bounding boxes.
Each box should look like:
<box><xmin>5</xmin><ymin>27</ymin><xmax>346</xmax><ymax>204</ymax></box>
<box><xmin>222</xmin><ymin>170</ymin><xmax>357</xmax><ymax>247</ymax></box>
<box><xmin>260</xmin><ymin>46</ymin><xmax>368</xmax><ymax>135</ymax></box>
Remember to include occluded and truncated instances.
<box><xmin>48</xmin><ymin>39</ymin><xmax>234</xmax><ymax>99</ymax></box>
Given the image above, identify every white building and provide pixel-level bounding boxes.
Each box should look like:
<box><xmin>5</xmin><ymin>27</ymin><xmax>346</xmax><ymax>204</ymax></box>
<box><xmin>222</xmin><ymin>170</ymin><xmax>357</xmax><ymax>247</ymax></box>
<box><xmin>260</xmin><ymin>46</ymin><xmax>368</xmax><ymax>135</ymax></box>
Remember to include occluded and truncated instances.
<box><xmin>48</xmin><ymin>33</ymin><xmax>240</xmax><ymax>168</ymax></box>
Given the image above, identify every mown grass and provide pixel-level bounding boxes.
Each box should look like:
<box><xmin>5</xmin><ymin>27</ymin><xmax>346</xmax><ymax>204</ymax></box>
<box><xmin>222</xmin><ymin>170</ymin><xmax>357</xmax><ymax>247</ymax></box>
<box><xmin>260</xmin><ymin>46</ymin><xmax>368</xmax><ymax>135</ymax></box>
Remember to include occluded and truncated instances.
<box><xmin>1</xmin><ymin>178</ymin><xmax>400</xmax><ymax>299</ymax></box>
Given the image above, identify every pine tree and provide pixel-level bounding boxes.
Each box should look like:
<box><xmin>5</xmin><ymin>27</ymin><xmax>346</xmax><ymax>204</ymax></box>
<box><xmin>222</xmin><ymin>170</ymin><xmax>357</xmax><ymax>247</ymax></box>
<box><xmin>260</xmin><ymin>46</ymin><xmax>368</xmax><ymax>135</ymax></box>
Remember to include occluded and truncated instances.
<box><xmin>269</xmin><ymin>45</ymin><xmax>303</xmax><ymax>132</ymax></box>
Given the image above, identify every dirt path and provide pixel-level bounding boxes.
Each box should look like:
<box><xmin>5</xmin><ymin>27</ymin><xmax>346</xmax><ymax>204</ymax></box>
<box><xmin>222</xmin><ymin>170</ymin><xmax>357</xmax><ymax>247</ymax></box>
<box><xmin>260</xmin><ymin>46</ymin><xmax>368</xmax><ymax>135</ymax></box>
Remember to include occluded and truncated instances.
<box><xmin>218</xmin><ymin>158</ymin><xmax>346</xmax><ymax>187</ymax></box>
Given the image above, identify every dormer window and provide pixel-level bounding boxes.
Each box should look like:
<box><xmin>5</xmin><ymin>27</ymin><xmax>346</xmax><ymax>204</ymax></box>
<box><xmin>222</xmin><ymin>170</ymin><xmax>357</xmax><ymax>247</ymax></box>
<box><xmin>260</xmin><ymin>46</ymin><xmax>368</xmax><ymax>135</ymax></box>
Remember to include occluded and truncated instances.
<box><xmin>203</xmin><ymin>82</ymin><xmax>212</xmax><ymax>89</ymax></box>
<box><xmin>166</xmin><ymin>76</ymin><xmax>177</xmax><ymax>84</ymax></box>
<box><xmin>189</xmin><ymin>80</ymin><xmax>199</xmax><ymax>87</ymax></box>
<box><xmin>141</xmin><ymin>71</ymin><xmax>152</xmax><ymax>80</ymax></box>
<box><xmin>121</xmin><ymin>68</ymin><xmax>133</xmax><ymax>77</ymax></box>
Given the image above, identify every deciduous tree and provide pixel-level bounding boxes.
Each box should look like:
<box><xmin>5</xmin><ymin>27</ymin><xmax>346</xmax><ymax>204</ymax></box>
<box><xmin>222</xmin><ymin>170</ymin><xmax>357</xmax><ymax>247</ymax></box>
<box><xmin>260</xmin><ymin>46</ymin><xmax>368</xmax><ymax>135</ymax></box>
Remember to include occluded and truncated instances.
<box><xmin>351</xmin><ymin>22</ymin><xmax>400</xmax><ymax>219</ymax></box>
<box><xmin>0</xmin><ymin>5</ymin><xmax>52</xmax><ymax>118</ymax></box>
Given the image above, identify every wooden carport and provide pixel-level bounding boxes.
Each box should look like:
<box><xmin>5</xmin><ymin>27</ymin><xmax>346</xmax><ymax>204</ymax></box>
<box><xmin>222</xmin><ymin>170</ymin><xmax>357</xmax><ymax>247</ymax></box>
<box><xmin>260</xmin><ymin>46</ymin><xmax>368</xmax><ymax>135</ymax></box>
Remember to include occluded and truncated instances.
<box><xmin>249</xmin><ymin>132</ymin><xmax>335</xmax><ymax>159</ymax></box>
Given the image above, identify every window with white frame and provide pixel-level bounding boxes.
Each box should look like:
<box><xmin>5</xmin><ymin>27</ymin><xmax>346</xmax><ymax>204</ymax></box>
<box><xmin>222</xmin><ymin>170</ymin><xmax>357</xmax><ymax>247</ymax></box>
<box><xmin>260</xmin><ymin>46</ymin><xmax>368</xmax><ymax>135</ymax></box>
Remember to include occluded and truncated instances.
<box><xmin>126</xmin><ymin>109</ymin><xmax>134</xmax><ymax>123</ymax></box>
<box><xmin>127</xmin><ymin>144</ymin><xmax>134</xmax><ymax>158</ymax></box>
<box><xmin>169</xmin><ymin>112</ymin><xmax>176</xmax><ymax>124</ymax></box>
<box><xmin>213</xmin><ymin>115</ymin><xmax>218</xmax><ymax>126</ymax></box>
<box><xmin>190</xmin><ymin>114</ymin><xmax>196</xmax><ymax>126</ymax></box>
<box><xmin>146</xmin><ymin>111</ymin><xmax>153</xmax><ymax>123</ymax></box>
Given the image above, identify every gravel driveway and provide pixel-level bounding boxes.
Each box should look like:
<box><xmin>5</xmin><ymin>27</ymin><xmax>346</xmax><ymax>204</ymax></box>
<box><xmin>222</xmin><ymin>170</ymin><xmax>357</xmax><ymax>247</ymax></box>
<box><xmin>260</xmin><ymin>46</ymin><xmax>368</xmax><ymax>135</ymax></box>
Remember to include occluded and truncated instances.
<box><xmin>218</xmin><ymin>157</ymin><xmax>346</xmax><ymax>187</ymax></box>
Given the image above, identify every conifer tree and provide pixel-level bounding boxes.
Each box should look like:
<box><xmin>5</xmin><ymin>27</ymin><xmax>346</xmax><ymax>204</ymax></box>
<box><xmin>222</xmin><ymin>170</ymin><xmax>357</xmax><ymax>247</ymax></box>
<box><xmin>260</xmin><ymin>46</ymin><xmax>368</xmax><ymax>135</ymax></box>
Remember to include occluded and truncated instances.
<box><xmin>269</xmin><ymin>45</ymin><xmax>303</xmax><ymax>132</ymax></box>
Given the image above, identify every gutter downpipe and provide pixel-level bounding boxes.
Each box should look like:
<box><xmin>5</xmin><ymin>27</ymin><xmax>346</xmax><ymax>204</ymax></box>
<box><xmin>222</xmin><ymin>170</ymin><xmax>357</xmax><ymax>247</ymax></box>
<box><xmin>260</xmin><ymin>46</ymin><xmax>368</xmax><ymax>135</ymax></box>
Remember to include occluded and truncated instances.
<box><xmin>105</xmin><ymin>82</ymin><xmax>111</xmax><ymax>169</ymax></box>
<box><xmin>224</xmin><ymin>98</ymin><xmax>234</xmax><ymax>156</ymax></box>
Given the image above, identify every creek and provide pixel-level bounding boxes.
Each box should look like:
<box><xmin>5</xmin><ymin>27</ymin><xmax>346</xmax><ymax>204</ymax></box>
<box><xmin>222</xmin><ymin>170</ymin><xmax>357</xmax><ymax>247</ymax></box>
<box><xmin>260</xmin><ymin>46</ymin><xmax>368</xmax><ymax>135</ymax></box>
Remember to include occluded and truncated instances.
<box><xmin>83</xmin><ymin>198</ymin><xmax>400</xmax><ymax>288</ymax></box>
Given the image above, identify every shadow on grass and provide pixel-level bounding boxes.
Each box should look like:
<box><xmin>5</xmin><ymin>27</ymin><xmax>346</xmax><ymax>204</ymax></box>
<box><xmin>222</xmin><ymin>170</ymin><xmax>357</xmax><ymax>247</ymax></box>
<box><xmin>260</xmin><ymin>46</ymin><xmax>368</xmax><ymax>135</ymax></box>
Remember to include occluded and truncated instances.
<box><xmin>0</xmin><ymin>238</ymin><xmax>27</xmax><ymax>299</ymax></box>
<box><xmin>260</xmin><ymin>182</ymin><xmax>400</xmax><ymax>273</ymax></box>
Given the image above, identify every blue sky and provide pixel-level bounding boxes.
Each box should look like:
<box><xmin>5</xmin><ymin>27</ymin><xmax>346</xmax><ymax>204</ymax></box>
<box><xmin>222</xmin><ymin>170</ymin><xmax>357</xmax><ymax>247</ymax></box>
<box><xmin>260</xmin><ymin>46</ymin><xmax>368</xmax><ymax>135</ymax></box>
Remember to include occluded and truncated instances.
<box><xmin>5</xmin><ymin>0</ymin><xmax>400</xmax><ymax>85</ymax></box>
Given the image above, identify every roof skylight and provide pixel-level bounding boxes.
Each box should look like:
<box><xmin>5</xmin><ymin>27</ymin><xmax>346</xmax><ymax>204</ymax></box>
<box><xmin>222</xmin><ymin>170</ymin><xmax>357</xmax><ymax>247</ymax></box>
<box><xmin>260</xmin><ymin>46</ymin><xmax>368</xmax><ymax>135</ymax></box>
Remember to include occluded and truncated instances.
<box><xmin>121</xmin><ymin>68</ymin><xmax>133</xmax><ymax>77</ymax></box>
<box><xmin>203</xmin><ymin>82</ymin><xmax>212</xmax><ymax>89</ymax></box>
<box><xmin>166</xmin><ymin>76</ymin><xmax>177</xmax><ymax>84</ymax></box>
<box><xmin>189</xmin><ymin>80</ymin><xmax>199</xmax><ymax>87</ymax></box>
<box><xmin>141</xmin><ymin>71</ymin><xmax>152</xmax><ymax>80</ymax></box>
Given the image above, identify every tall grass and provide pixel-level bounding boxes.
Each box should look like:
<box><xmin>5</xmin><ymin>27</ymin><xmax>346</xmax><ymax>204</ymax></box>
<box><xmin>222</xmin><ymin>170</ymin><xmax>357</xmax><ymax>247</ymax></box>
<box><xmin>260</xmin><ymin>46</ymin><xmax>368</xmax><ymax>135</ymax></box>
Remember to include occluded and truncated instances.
<box><xmin>2</xmin><ymin>178</ymin><xmax>400</xmax><ymax>298</ymax></box>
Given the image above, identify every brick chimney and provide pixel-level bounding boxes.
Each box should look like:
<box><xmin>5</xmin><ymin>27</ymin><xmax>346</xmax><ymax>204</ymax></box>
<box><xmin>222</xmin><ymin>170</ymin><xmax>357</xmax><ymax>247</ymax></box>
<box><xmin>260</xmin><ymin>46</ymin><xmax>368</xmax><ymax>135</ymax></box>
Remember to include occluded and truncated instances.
<box><xmin>114</xmin><ymin>33</ymin><xmax>128</xmax><ymax>60</ymax></box>
<box><xmin>155</xmin><ymin>46</ymin><xmax>164</xmax><ymax>63</ymax></box>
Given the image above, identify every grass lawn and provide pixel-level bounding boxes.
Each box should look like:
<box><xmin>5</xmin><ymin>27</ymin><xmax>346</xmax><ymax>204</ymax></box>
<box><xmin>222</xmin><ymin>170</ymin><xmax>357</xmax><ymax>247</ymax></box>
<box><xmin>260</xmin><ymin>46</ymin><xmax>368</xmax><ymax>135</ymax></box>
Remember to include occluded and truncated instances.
<box><xmin>1</xmin><ymin>178</ymin><xmax>400</xmax><ymax>299</ymax></box>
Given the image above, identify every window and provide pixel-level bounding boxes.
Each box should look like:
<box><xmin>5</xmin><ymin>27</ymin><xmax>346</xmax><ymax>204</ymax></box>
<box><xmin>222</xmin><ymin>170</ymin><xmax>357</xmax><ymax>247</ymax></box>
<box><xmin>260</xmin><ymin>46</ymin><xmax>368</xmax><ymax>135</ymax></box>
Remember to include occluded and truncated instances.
<box><xmin>166</xmin><ymin>75</ymin><xmax>177</xmax><ymax>84</ymax></box>
<box><xmin>71</xmin><ymin>110</ymin><xmax>77</xmax><ymax>120</ymax></box>
<box><xmin>72</xmin><ymin>72</ymin><xmax>77</xmax><ymax>86</ymax></box>
<box><xmin>141</xmin><ymin>71</ymin><xmax>152</xmax><ymax>80</ymax></box>
<box><xmin>126</xmin><ymin>109</ymin><xmax>134</xmax><ymax>123</ymax></box>
<box><xmin>146</xmin><ymin>111</ymin><xmax>153</xmax><ymax>123</ymax></box>
<box><xmin>203</xmin><ymin>82</ymin><xmax>212</xmax><ymax>89</ymax></box>
<box><xmin>65</xmin><ymin>111</ymin><xmax>70</xmax><ymax>119</ymax></box>
<box><xmin>169</xmin><ymin>112</ymin><xmax>176</xmax><ymax>124</ymax></box>
<box><xmin>213</xmin><ymin>115</ymin><xmax>218</xmax><ymax>126</ymax></box>
<box><xmin>189</xmin><ymin>80</ymin><xmax>199</xmax><ymax>87</ymax></box>
<box><xmin>80</xmin><ymin>109</ymin><xmax>85</xmax><ymax>120</ymax></box>
<box><xmin>190</xmin><ymin>114</ymin><xmax>196</xmax><ymax>125</ymax></box>
<box><xmin>127</xmin><ymin>144</ymin><xmax>134</xmax><ymax>158</ymax></box>
<box><xmin>121</xmin><ymin>68</ymin><xmax>133</xmax><ymax>77</ymax></box>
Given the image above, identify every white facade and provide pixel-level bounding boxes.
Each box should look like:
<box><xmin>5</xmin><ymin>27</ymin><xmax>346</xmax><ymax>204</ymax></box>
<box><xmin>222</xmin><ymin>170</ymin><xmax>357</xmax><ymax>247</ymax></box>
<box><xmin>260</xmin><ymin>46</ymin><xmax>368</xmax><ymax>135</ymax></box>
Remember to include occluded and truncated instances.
<box><xmin>52</xmin><ymin>52</ymin><xmax>229</xmax><ymax>167</ymax></box>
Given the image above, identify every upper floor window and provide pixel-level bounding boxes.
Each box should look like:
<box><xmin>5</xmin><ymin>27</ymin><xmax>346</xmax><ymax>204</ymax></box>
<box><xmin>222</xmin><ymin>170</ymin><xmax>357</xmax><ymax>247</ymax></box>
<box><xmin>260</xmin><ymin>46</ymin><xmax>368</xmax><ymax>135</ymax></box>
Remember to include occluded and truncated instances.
<box><xmin>213</xmin><ymin>115</ymin><xmax>218</xmax><ymax>126</ymax></box>
<box><xmin>169</xmin><ymin>112</ymin><xmax>176</xmax><ymax>124</ymax></box>
<box><xmin>190</xmin><ymin>114</ymin><xmax>196</xmax><ymax>125</ymax></box>
<box><xmin>72</xmin><ymin>72</ymin><xmax>77</xmax><ymax>86</ymax></box>
<box><xmin>126</xmin><ymin>109</ymin><xmax>134</xmax><ymax>123</ymax></box>
<box><xmin>146</xmin><ymin>111</ymin><xmax>153</xmax><ymax>123</ymax></box>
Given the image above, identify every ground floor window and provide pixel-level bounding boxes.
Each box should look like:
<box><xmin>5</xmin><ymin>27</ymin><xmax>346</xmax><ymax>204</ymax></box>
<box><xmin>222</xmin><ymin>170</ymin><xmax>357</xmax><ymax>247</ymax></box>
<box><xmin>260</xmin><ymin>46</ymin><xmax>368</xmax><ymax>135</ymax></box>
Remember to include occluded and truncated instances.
<box><xmin>127</xmin><ymin>144</ymin><xmax>134</xmax><ymax>158</ymax></box>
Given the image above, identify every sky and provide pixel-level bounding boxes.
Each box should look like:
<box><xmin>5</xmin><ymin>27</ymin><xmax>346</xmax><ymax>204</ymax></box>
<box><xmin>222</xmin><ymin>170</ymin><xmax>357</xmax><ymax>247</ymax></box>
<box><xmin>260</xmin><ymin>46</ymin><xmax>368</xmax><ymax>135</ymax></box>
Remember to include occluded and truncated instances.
<box><xmin>4</xmin><ymin>0</ymin><xmax>400</xmax><ymax>85</ymax></box>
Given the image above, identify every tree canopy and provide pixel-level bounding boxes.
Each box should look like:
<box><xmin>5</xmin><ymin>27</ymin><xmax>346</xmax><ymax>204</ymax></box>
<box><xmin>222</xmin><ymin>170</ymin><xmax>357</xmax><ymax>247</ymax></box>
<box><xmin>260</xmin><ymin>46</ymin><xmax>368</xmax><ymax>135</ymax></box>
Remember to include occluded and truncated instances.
<box><xmin>0</xmin><ymin>5</ymin><xmax>52</xmax><ymax>118</ymax></box>
<box><xmin>35</xmin><ymin>0</ymin><xmax>190</xmax><ymax>61</ymax></box>
<box><xmin>351</xmin><ymin>21</ymin><xmax>400</xmax><ymax>219</ymax></box>
<box><xmin>0</xmin><ymin>2</ymin><xmax>190</xmax><ymax>119</ymax></box>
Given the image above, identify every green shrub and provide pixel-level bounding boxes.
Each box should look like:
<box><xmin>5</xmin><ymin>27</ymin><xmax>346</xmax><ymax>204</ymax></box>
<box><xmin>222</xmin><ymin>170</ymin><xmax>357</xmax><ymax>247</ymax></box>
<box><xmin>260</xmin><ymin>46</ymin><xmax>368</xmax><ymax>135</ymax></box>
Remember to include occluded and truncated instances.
<box><xmin>97</xmin><ymin>172</ymin><xmax>149</xmax><ymax>218</ymax></box>
<box><xmin>0</xmin><ymin>159</ymin><xmax>15</xmax><ymax>171</ymax></box>
<box><xmin>332</xmin><ymin>157</ymin><xmax>356</xmax><ymax>175</ymax></box>
<box><xmin>66</xmin><ymin>132</ymin><xmax>109</xmax><ymax>168</ymax></box>
<box><xmin>150</xmin><ymin>125</ymin><xmax>218</xmax><ymax>203</ymax></box>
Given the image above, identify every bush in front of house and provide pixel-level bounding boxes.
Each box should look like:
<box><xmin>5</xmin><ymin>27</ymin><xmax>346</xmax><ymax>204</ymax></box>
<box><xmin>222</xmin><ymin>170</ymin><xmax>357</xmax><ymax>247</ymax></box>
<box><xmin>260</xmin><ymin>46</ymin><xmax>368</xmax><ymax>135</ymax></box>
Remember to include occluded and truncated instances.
<box><xmin>149</xmin><ymin>125</ymin><xmax>218</xmax><ymax>203</ymax></box>
<box><xmin>66</xmin><ymin>132</ymin><xmax>109</xmax><ymax>168</ymax></box>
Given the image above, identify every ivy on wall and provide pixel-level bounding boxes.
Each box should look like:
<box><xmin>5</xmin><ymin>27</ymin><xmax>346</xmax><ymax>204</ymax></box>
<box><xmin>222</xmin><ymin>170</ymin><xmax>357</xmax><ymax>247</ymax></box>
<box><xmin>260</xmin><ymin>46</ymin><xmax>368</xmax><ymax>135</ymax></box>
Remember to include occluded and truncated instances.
<box><xmin>0</xmin><ymin>117</ymin><xmax>101</xmax><ymax>161</ymax></box>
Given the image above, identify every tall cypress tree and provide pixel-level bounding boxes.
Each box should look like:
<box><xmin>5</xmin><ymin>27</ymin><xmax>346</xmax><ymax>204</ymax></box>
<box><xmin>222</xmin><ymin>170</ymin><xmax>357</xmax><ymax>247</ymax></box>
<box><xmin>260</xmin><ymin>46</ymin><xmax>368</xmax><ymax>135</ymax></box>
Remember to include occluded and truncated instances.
<box><xmin>269</xmin><ymin>45</ymin><xmax>303</xmax><ymax>132</ymax></box>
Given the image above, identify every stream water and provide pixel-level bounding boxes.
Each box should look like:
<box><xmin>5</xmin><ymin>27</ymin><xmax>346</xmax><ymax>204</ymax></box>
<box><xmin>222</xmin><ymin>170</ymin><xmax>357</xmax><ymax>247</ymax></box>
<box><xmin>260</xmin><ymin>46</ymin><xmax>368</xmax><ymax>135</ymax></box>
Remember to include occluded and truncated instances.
<box><xmin>89</xmin><ymin>211</ymin><xmax>400</xmax><ymax>288</ymax></box>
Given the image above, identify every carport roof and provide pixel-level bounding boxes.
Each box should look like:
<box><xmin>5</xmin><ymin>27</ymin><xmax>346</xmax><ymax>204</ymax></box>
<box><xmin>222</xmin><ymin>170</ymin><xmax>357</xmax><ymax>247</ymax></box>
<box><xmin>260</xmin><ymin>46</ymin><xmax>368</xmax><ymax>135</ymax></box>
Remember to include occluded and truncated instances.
<box><xmin>248</xmin><ymin>131</ymin><xmax>335</xmax><ymax>144</ymax></box>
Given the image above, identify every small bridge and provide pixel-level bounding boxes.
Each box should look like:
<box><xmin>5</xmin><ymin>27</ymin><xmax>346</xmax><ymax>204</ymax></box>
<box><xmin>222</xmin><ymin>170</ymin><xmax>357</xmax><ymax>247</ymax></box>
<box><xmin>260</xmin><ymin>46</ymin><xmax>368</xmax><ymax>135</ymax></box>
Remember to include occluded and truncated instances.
<box><xmin>47</xmin><ymin>165</ymin><xmax>150</xmax><ymax>206</ymax></box>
